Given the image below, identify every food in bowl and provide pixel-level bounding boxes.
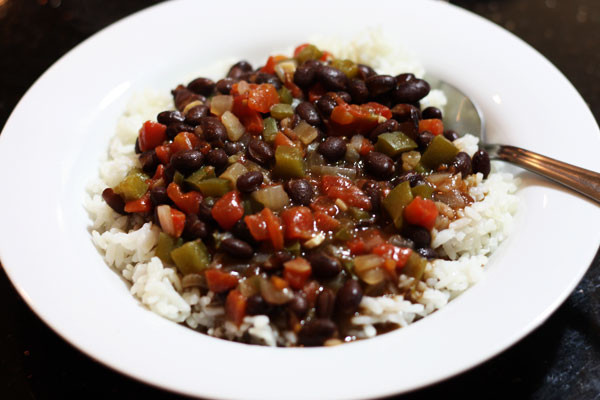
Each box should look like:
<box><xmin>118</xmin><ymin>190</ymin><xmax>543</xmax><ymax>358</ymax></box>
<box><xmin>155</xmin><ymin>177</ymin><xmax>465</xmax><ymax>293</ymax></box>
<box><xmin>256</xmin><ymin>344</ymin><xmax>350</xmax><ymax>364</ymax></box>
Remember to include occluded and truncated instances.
<box><xmin>86</xmin><ymin>35</ymin><xmax>518</xmax><ymax>346</ymax></box>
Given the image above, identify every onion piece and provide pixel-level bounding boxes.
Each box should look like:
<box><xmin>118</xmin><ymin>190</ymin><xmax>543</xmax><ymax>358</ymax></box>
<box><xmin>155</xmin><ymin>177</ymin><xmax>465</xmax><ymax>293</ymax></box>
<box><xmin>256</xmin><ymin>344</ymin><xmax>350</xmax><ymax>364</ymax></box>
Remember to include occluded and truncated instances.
<box><xmin>237</xmin><ymin>80</ymin><xmax>250</xmax><ymax>95</ymax></box>
<box><xmin>219</xmin><ymin>162</ymin><xmax>248</xmax><ymax>185</ymax></box>
<box><xmin>349</xmin><ymin>135</ymin><xmax>365</xmax><ymax>152</ymax></box>
<box><xmin>293</xmin><ymin>121</ymin><xmax>319</xmax><ymax>145</ymax></box>
<box><xmin>252</xmin><ymin>185</ymin><xmax>289</xmax><ymax>211</ymax></box>
<box><xmin>210</xmin><ymin>95</ymin><xmax>233</xmax><ymax>116</ymax></box>
<box><xmin>274</xmin><ymin>60</ymin><xmax>297</xmax><ymax>82</ymax></box>
<box><xmin>310</xmin><ymin>165</ymin><xmax>357</xmax><ymax>180</ymax></box>
<box><xmin>305</xmin><ymin>150</ymin><xmax>325</xmax><ymax>168</ymax></box>
<box><xmin>221</xmin><ymin>111</ymin><xmax>245</xmax><ymax>141</ymax></box>
<box><xmin>259</xmin><ymin>277</ymin><xmax>294</xmax><ymax>305</ymax></box>
<box><xmin>157</xmin><ymin>205</ymin><xmax>175</xmax><ymax>237</ymax></box>
<box><xmin>354</xmin><ymin>254</ymin><xmax>386</xmax><ymax>285</ymax></box>
<box><xmin>182</xmin><ymin>274</ymin><xmax>205</xmax><ymax>289</ymax></box>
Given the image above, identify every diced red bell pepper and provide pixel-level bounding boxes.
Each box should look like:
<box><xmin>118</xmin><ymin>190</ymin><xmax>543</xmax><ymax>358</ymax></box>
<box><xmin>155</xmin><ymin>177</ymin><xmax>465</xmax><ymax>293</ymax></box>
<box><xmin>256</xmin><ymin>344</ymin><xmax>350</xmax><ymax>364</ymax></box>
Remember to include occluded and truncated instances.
<box><xmin>328</xmin><ymin>99</ymin><xmax>391</xmax><ymax>136</ymax></box>
<box><xmin>262</xmin><ymin>207</ymin><xmax>284</xmax><ymax>250</ymax></box>
<box><xmin>319</xmin><ymin>51</ymin><xmax>333</xmax><ymax>62</ymax></box>
<box><xmin>232</xmin><ymin>95</ymin><xmax>263</xmax><ymax>134</ymax></box>
<box><xmin>155</xmin><ymin>144</ymin><xmax>172</xmax><ymax>165</ymax></box>
<box><xmin>138</xmin><ymin>120</ymin><xmax>167</xmax><ymax>152</ymax></box>
<box><xmin>274</xmin><ymin>131</ymin><xmax>294</xmax><ymax>148</ymax></box>
<box><xmin>347</xmin><ymin>238</ymin><xmax>366</xmax><ymax>255</ymax></box>
<box><xmin>166</xmin><ymin>182</ymin><xmax>203</xmax><ymax>215</ymax></box>
<box><xmin>283</xmin><ymin>257</ymin><xmax>312</xmax><ymax>290</ymax></box>
<box><xmin>124</xmin><ymin>192</ymin><xmax>152</xmax><ymax>214</ymax></box>
<box><xmin>281</xmin><ymin>207</ymin><xmax>315</xmax><ymax>240</ymax></box>
<box><xmin>307</xmin><ymin>83</ymin><xmax>326</xmax><ymax>102</ymax></box>
<box><xmin>404</xmin><ymin>196</ymin><xmax>439</xmax><ymax>230</ymax></box>
<box><xmin>310</xmin><ymin>196</ymin><xmax>339</xmax><ymax>217</ymax></box>
<box><xmin>260</xmin><ymin>55</ymin><xmax>286</xmax><ymax>75</ymax></box>
<box><xmin>419</xmin><ymin>119</ymin><xmax>444</xmax><ymax>136</ymax></box>
<box><xmin>284</xmin><ymin>78</ymin><xmax>303</xmax><ymax>99</ymax></box>
<box><xmin>205</xmin><ymin>269</ymin><xmax>239</xmax><ymax>293</ymax></box>
<box><xmin>248</xmin><ymin>84</ymin><xmax>280</xmax><ymax>113</ymax></box>
<box><xmin>314</xmin><ymin>211</ymin><xmax>340</xmax><ymax>231</ymax></box>
<box><xmin>293</xmin><ymin>43</ymin><xmax>310</xmax><ymax>57</ymax></box>
<box><xmin>171</xmin><ymin>131</ymin><xmax>199</xmax><ymax>155</ymax></box>
<box><xmin>359</xmin><ymin>137</ymin><xmax>374</xmax><ymax>156</ymax></box>
<box><xmin>211</xmin><ymin>191</ymin><xmax>244</xmax><ymax>230</ymax></box>
<box><xmin>225</xmin><ymin>289</ymin><xmax>247</xmax><ymax>326</ymax></box>
<box><xmin>373</xmin><ymin>244</ymin><xmax>412</xmax><ymax>269</ymax></box>
<box><xmin>271</xmin><ymin>275</ymin><xmax>289</xmax><ymax>290</ymax></box>
<box><xmin>244</xmin><ymin>214</ymin><xmax>269</xmax><ymax>242</ymax></box>
<box><xmin>348</xmin><ymin>229</ymin><xmax>385</xmax><ymax>255</ymax></box>
<box><xmin>151</xmin><ymin>164</ymin><xmax>165</xmax><ymax>181</ymax></box>
<box><xmin>321</xmin><ymin>176</ymin><xmax>372</xmax><ymax>210</ymax></box>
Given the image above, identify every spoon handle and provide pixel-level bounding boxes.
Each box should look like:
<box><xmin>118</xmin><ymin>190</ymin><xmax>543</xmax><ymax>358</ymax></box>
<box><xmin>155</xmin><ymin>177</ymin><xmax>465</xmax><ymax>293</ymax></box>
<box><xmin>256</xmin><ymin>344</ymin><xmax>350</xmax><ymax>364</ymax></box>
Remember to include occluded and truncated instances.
<box><xmin>488</xmin><ymin>144</ymin><xmax>600</xmax><ymax>204</ymax></box>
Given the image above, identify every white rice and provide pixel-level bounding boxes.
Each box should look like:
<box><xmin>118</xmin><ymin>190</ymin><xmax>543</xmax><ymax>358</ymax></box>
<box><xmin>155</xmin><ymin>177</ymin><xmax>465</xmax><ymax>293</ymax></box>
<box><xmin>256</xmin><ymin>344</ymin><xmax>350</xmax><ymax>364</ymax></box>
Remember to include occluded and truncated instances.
<box><xmin>85</xmin><ymin>32</ymin><xmax>519</xmax><ymax>346</ymax></box>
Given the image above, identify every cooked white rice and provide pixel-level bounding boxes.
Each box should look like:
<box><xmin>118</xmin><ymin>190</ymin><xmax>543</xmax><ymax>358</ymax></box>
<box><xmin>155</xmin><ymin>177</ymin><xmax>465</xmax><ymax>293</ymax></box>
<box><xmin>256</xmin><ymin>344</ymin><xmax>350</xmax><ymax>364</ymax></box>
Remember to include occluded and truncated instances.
<box><xmin>85</xmin><ymin>33</ymin><xmax>519</xmax><ymax>346</ymax></box>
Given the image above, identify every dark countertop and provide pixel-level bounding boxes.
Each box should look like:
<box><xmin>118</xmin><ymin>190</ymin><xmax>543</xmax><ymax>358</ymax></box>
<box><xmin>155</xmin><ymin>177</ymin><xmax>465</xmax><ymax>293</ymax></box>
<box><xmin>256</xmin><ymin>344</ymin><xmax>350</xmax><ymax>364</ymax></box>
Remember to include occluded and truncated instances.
<box><xmin>1</xmin><ymin>1</ymin><xmax>599</xmax><ymax>399</ymax></box>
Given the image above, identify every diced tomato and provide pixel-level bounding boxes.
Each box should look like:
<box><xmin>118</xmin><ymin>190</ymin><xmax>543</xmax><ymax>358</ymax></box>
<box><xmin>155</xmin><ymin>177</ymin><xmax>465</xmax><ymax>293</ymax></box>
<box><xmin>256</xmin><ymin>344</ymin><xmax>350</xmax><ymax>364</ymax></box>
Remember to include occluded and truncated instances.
<box><xmin>330</xmin><ymin>105</ymin><xmax>354</xmax><ymax>125</ymax></box>
<box><xmin>138</xmin><ymin>120</ymin><xmax>167</xmax><ymax>152</ymax></box>
<box><xmin>363</xmin><ymin>102</ymin><xmax>392</xmax><ymax>120</ymax></box>
<box><xmin>293</xmin><ymin>43</ymin><xmax>310</xmax><ymax>57</ymax></box>
<box><xmin>283</xmin><ymin>257</ymin><xmax>312</xmax><ymax>290</ymax></box>
<box><xmin>151</xmin><ymin>164</ymin><xmax>165</xmax><ymax>181</ymax></box>
<box><xmin>361</xmin><ymin>229</ymin><xmax>385</xmax><ymax>252</ymax></box>
<box><xmin>281</xmin><ymin>207</ymin><xmax>315</xmax><ymax>240</ymax></box>
<box><xmin>232</xmin><ymin>95</ymin><xmax>263</xmax><ymax>134</ymax></box>
<box><xmin>319</xmin><ymin>51</ymin><xmax>333</xmax><ymax>62</ymax></box>
<box><xmin>244</xmin><ymin>214</ymin><xmax>269</xmax><ymax>241</ymax></box>
<box><xmin>359</xmin><ymin>138</ymin><xmax>374</xmax><ymax>156</ymax></box>
<box><xmin>123</xmin><ymin>193</ymin><xmax>151</xmax><ymax>214</ymax></box>
<box><xmin>314</xmin><ymin>211</ymin><xmax>340</xmax><ymax>231</ymax></box>
<box><xmin>274</xmin><ymin>131</ymin><xmax>294</xmax><ymax>148</ymax></box>
<box><xmin>347</xmin><ymin>238</ymin><xmax>366</xmax><ymax>255</ymax></box>
<box><xmin>307</xmin><ymin>83</ymin><xmax>326</xmax><ymax>102</ymax></box>
<box><xmin>166</xmin><ymin>182</ymin><xmax>203</xmax><ymax>215</ymax></box>
<box><xmin>205</xmin><ymin>269</ymin><xmax>239</xmax><ymax>293</ymax></box>
<box><xmin>419</xmin><ymin>119</ymin><xmax>444</xmax><ymax>136</ymax></box>
<box><xmin>260</xmin><ymin>55</ymin><xmax>286</xmax><ymax>75</ymax></box>
<box><xmin>404</xmin><ymin>196</ymin><xmax>439</xmax><ymax>230</ymax></box>
<box><xmin>247</xmin><ymin>84</ymin><xmax>280</xmax><ymax>113</ymax></box>
<box><xmin>211</xmin><ymin>191</ymin><xmax>244</xmax><ymax>230</ymax></box>
<box><xmin>271</xmin><ymin>275</ymin><xmax>289</xmax><ymax>290</ymax></box>
<box><xmin>328</xmin><ymin>99</ymin><xmax>390</xmax><ymax>136</ymax></box>
<box><xmin>321</xmin><ymin>176</ymin><xmax>372</xmax><ymax>210</ymax></box>
<box><xmin>171</xmin><ymin>131</ymin><xmax>199</xmax><ymax>155</ymax></box>
<box><xmin>310</xmin><ymin>196</ymin><xmax>339</xmax><ymax>216</ymax></box>
<box><xmin>373</xmin><ymin>244</ymin><xmax>412</xmax><ymax>269</ymax></box>
<box><xmin>155</xmin><ymin>144</ymin><xmax>172</xmax><ymax>165</ymax></box>
<box><xmin>284</xmin><ymin>78</ymin><xmax>303</xmax><ymax>99</ymax></box>
<box><xmin>225</xmin><ymin>289</ymin><xmax>247</xmax><ymax>326</ymax></box>
<box><xmin>170</xmin><ymin>208</ymin><xmax>186</xmax><ymax>238</ymax></box>
<box><xmin>262</xmin><ymin>208</ymin><xmax>284</xmax><ymax>250</ymax></box>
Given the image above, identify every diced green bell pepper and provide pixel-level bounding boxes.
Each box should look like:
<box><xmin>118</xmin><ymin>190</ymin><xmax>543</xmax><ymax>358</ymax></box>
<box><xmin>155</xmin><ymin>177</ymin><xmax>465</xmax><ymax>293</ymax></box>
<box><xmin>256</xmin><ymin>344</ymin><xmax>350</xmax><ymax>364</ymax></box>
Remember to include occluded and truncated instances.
<box><xmin>243</xmin><ymin>197</ymin><xmax>264</xmax><ymax>215</ymax></box>
<box><xmin>295</xmin><ymin>44</ymin><xmax>322</xmax><ymax>64</ymax></box>
<box><xmin>273</xmin><ymin>145</ymin><xmax>304</xmax><ymax>178</ymax></box>
<box><xmin>173</xmin><ymin>171</ymin><xmax>185</xmax><ymax>186</ymax></box>
<box><xmin>184</xmin><ymin>166</ymin><xmax>216</xmax><ymax>191</ymax></box>
<box><xmin>349</xmin><ymin>207</ymin><xmax>371</xmax><ymax>221</ymax></box>
<box><xmin>402</xmin><ymin>252</ymin><xmax>428</xmax><ymax>282</ymax></box>
<box><xmin>285</xmin><ymin>241</ymin><xmax>302</xmax><ymax>257</ymax></box>
<box><xmin>411</xmin><ymin>184</ymin><xmax>434</xmax><ymax>199</ymax></box>
<box><xmin>334</xmin><ymin>222</ymin><xmax>354</xmax><ymax>241</ymax></box>
<box><xmin>170</xmin><ymin>240</ymin><xmax>211</xmax><ymax>275</ymax></box>
<box><xmin>156</xmin><ymin>232</ymin><xmax>183</xmax><ymax>265</ymax></box>
<box><xmin>382</xmin><ymin>181</ymin><xmax>413</xmax><ymax>229</ymax></box>
<box><xmin>193</xmin><ymin>178</ymin><xmax>231</xmax><ymax>197</ymax></box>
<box><xmin>374</xmin><ymin>131</ymin><xmax>417</xmax><ymax>157</ymax></box>
<box><xmin>331</xmin><ymin>59</ymin><xmax>358</xmax><ymax>79</ymax></box>
<box><xmin>262</xmin><ymin>117</ymin><xmax>278</xmax><ymax>143</ymax></box>
<box><xmin>420</xmin><ymin>135</ymin><xmax>459</xmax><ymax>169</ymax></box>
<box><xmin>270</xmin><ymin>104</ymin><xmax>294</xmax><ymax>120</ymax></box>
<box><xmin>278</xmin><ymin>87</ymin><xmax>293</xmax><ymax>105</ymax></box>
<box><xmin>114</xmin><ymin>170</ymin><xmax>149</xmax><ymax>201</ymax></box>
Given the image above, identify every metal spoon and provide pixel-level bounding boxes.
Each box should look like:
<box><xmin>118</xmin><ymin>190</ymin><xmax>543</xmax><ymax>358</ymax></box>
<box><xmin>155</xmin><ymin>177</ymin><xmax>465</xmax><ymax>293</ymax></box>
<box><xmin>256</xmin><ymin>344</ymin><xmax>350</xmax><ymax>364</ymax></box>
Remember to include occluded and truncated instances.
<box><xmin>426</xmin><ymin>76</ymin><xmax>600</xmax><ymax>204</ymax></box>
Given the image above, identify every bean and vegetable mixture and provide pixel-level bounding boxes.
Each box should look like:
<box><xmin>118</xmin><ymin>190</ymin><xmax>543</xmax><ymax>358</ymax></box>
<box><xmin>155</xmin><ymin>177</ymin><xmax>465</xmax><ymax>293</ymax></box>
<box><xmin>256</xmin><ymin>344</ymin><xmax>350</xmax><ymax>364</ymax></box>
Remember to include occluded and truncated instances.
<box><xmin>102</xmin><ymin>43</ymin><xmax>491</xmax><ymax>346</ymax></box>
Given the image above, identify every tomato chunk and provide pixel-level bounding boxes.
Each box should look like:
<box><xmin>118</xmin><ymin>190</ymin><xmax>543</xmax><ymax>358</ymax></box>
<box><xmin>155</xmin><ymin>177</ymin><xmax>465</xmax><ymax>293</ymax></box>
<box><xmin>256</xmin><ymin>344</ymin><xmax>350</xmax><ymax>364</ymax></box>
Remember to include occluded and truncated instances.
<box><xmin>404</xmin><ymin>196</ymin><xmax>439</xmax><ymax>230</ymax></box>
<box><xmin>171</xmin><ymin>131</ymin><xmax>199</xmax><ymax>155</ymax></box>
<box><xmin>247</xmin><ymin>84</ymin><xmax>280</xmax><ymax>113</ymax></box>
<box><xmin>281</xmin><ymin>207</ymin><xmax>315</xmax><ymax>240</ymax></box>
<box><xmin>283</xmin><ymin>257</ymin><xmax>312</xmax><ymax>290</ymax></box>
<box><xmin>124</xmin><ymin>192</ymin><xmax>152</xmax><ymax>214</ymax></box>
<box><xmin>419</xmin><ymin>119</ymin><xmax>444</xmax><ymax>136</ymax></box>
<box><xmin>373</xmin><ymin>244</ymin><xmax>412</xmax><ymax>269</ymax></box>
<box><xmin>321</xmin><ymin>176</ymin><xmax>371</xmax><ymax>210</ymax></box>
<box><xmin>138</xmin><ymin>120</ymin><xmax>167</xmax><ymax>152</ymax></box>
<box><xmin>225</xmin><ymin>290</ymin><xmax>247</xmax><ymax>326</ymax></box>
<box><xmin>166</xmin><ymin>182</ymin><xmax>203</xmax><ymax>215</ymax></box>
<box><xmin>211</xmin><ymin>191</ymin><xmax>244</xmax><ymax>230</ymax></box>
<box><xmin>262</xmin><ymin>208</ymin><xmax>284</xmax><ymax>250</ymax></box>
<box><xmin>205</xmin><ymin>269</ymin><xmax>239</xmax><ymax>293</ymax></box>
<box><xmin>314</xmin><ymin>211</ymin><xmax>340</xmax><ymax>231</ymax></box>
<box><xmin>244</xmin><ymin>214</ymin><xmax>269</xmax><ymax>241</ymax></box>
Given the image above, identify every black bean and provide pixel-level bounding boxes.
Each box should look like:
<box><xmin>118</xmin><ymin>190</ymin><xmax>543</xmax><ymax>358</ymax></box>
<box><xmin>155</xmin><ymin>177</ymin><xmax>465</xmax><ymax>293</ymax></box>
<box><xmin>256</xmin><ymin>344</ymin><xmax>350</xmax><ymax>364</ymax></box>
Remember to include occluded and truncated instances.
<box><xmin>362</xmin><ymin>181</ymin><xmax>381</xmax><ymax>212</ymax></box>
<box><xmin>403</xmin><ymin>224</ymin><xmax>431</xmax><ymax>249</ymax></box>
<box><xmin>347</xmin><ymin>78</ymin><xmax>369</xmax><ymax>104</ymax></box>
<box><xmin>135</xmin><ymin>138</ymin><xmax>141</xmax><ymax>154</ymax></box>
<box><xmin>157</xmin><ymin>110</ymin><xmax>185</xmax><ymax>125</ymax></box>
<box><xmin>170</xmin><ymin>150</ymin><xmax>204</xmax><ymax>175</ymax></box>
<box><xmin>162</xmin><ymin>165</ymin><xmax>176</xmax><ymax>185</ymax></box>
<box><xmin>149</xmin><ymin>186</ymin><xmax>170</xmax><ymax>207</ymax></box>
<box><xmin>187</xmin><ymin>77</ymin><xmax>215</xmax><ymax>96</ymax></box>
<box><xmin>172</xmin><ymin>85</ymin><xmax>203</xmax><ymax>111</ymax></box>
<box><xmin>205</xmin><ymin>148</ymin><xmax>229</xmax><ymax>170</ymax></box>
<box><xmin>236</xmin><ymin>171</ymin><xmax>264</xmax><ymax>193</ymax></box>
<box><xmin>316</xmin><ymin>288</ymin><xmax>336</xmax><ymax>318</ymax></box>
<box><xmin>356</xmin><ymin>64</ymin><xmax>376</xmax><ymax>80</ymax></box>
<box><xmin>298</xmin><ymin>318</ymin><xmax>337</xmax><ymax>346</ymax></box>
<box><xmin>453</xmin><ymin>152</ymin><xmax>472</xmax><ymax>178</ymax></box>
<box><xmin>293</xmin><ymin>61</ymin><xmax>317</xmax><ymax>88</ymax></box>
<box><xmin>102</xmin><ymin>188</ymin><xmax>126</xmax><ymax>215</ymax></box>
<box><xmin>215</xmin><ymin>78</ymin><xmax>235</xmax><ymax>95</ymax></box>
<box><xmin>285</xmin><ymin>179</ymin><xmax>314</xmax><ymax>205</ymax></box>
<box><xmin>183</xmin><ymin>214</ymin><xmax>209</xmax><ymax>240</ymax></box>
<box><xmin>472</xmin><ymin>149</ymin><xmax>491</xmax><ymax>178</ymax></box>
<box><xmin>370</xmin><ymin>119</ymin><xmax>399</xmax><ymax>140</ymax></box>
<box><xmin>391</xmin><ymin>103</ymin><xmax>420</xmax><ymax>123</ymax></box>
<box><xmin>443</xmin><ymin>129</ymin><xmax>459</xmax><ymax>142</ymax></box>
<box><xmin>336</xmin><ymin>91</ymin><xmax>352</xmax><ymax>103</ymax></box>
<box><xmin>185</xmin><ymin>105</ymin><xmax>209</xmax><ymax>126</ymax></box>
<box><xmin>417</xmin><ymin>131</ymin><xmax>435</xmax><ymax>150</ymax></box>
<box><xmin>246</xmin><ymin>295</ymin><xmax>269</xmax><ymax>316</ymax></box>
<box><xmin>230</xmin><ymin>218</ymin><xmax>255</xmax><ymax>245</ymax></box>
<box><xmin>255</xmin><ymin>72</ymin><xmax>282</xmax><ymax>89</ymax></box>
<box><xmin>364</xmin><ymin>151</ymin><xmax>395</xmax><ymax>179</ymax></box>
<box><xmin>200</xmin><ymin>117</ymin><xmax>227</xmax><ymax>143</ymax></box>
<box><xmin>393</xmin><ymin>79</ymin><xmax>431</xmax><ymax>103</ymax></box>
<box><xmin>247</xmin><ymin>139</ymin><xmax>274</xmax><ymax>166</ymax></box>
<box><xmin>220</xmin><ymin>237</ymin><xmax>254</xmax><ymax>259</ymax></box>
<box><xmin>417</xmin><ymin>247</ymin><xmax>438</xmax><ymax>259</ymax></box>
<box><xmin>288</xmin><ymin>293</ymin><xmax>308</xmax><ymax>317</ymax></box>
<box><xmin>166</xmin><ymin>121</ymin><xmax>194</xmax><ymax>140</ymax></box>
<box><xmin>396</xmin><ymin>73</ymin><xmax>415</xmax><ymax>83</ymax></box>
<box><xmin>336</xmin><ymin>280</ymin><xmax>363</xmax><ymax>315</ymax></box>
<box><xmin>315</xmin><ymin>93</ymin><xmax>337</xmax><ymax>117</ymax></box>
<box><xmin>224</xmin><ymin>141</ymin><xmax>245</xmax><ymax>155</ymax></box>
<box><xmin>263</xmin><ymin>250</ymin><xmax>292</xmax><ymax>271</ymax></box>
<box><xmin>197</xmin><ymin>202</ymin><xmax>214</xmax><ymax>224</ymax></box>
<box><xmin>422</xmin><ymin>106</ymin><xmax>442</xmax><ymax>120</ymax></box>
<box><xmin>227</xmin><ymin>61</ymin><xmax>253</xmax><ymax>80</ymax></box>
<box><xmin>394</xmin><ymin>171</ymin><xmax>425</xmax><ymax>187</ymax></box>
<box><xmin>295</xmin><ymin>101</ymin><xmax>321</xmax><ymax>126</ymax></box>
<box><xmin>317</xmin><ymin>137</ymin><xmax>347</xmax><ymax>162</ymax></box>
<box><xmin>231</xmin><ymin>60</ymin><xmax>253</xmax><ymax>73</ymax></box>
<box><xmin>308</xmin><ymin>253</ymin><xmax>341</xmax><ymax>279</ymax></box>
<box><xmin>366</xmin><ymin>74</ymin><xmax>397</xmax><ymax>97</ymax></box>
<box><xmin>316</xmin><ymin>65</ymin><xmax>348</xmax><ymax>91</ymax></box>
<box><xmin>139</xmin><ymin>150</ymin><xmax>159</xmax><ymax>175</ymax></box>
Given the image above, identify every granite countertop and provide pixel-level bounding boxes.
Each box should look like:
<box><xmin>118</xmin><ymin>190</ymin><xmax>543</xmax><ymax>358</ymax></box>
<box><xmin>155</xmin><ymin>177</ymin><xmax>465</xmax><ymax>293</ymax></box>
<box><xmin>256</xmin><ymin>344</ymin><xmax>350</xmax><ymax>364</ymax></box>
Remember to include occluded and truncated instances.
<box><xmin>1</xmin><ymin>1</ymin><xmax>599</xmax><ymax>398</ymax></box>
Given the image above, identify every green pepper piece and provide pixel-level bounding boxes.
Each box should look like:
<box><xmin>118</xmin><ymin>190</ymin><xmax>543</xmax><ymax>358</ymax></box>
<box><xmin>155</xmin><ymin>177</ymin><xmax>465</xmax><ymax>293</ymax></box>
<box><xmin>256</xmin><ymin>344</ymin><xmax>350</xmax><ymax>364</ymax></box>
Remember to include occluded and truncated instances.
<box><xmin>170</xmin><ymin>240</ymin><xmax>211</xmax><ymax>275</ymax></box>
<box><xmin>403</xmin><ymin>252</ymin><xmax>428</xmax><ymax>282</ymax></box>
<box><xmin>331</xmin><ymin>59</ymin><xmax>359</xmax><ymax>79</ymax></box>
<box><xmin>273</xmin><ymin>145</ymin><xmax>304</xmax><ymax>178</ymax></box>
<box><xmin>243</xmin><ymin>197</ymin><xmax>264</xmax><ymax>215</ymax></box>
<box><xmin>155</xmin><ymin>232</ymin><xmax>183</xmax><ymax>265</ymax></box>
<box><xmin>295</xmin><ymin>44</ymin><xmax>322</xmax><ymax>64</ymax></box>
<box><xmin>413</xmin><ymin>162</ymin><xmax>429</xmax><ymax>174</ymax></box>
<box><xmin>374</xmin><ymin>131</ymin><xmax>418</xmax><ymax>157</ymax></box>
<box><xmin>184</xmin><ymin>166</ymin><xmax>216</xmax><ymax>191</ymax></box>
<box><xmin>173</xmin><ymin>171</ymin><xmax>185</xmax><ymax>186</ymax></box>
<box><xmin>114</xmin><ymin>170</ymin><xmax>149</xmax><ymax>201</ymax></box>
<box><xmin>411</xmin><ymin>184</ymin><xmax>434</xmax><ymax>199</ymax></box>
<box><xmin>262</xmin><ymin>117</ymin><xmax>278</xmax><ymax>143</ymax></box>
<box><xmin>334</xmin><ymin>225</ymin><xmax>354</xmax><ymax>241</ymax></box>
<box><xmin>278</xmin><ymin>87</ymin><xmax>293</xmax><ymax>105</ymax></box>
<box><xmin>420</xmin><ymin>135</ymin><xmax>459</xmax><ymax>169</ymax></box>
<box><xmin>285</xmin><ymin>241</ymin><xmax>302</xmax><ymax>257</ymax></box>
<box><xmin>382</xmin><ymin>181</ymin><xmax>413</xmax><ymax>229</ymax></box>
<box><xmin>193</xmin><ymin>178</ymin><xmax>232</xmax><ymax>197</ymax></box>
<box><xmin>349</xmin><ymin>207</ymin><xmax>370</xmax><ymax>221</ymax></box>
<box><xmin>270</xmin><ymin>104</ymin><xmax>294</xmax><ymax>120</ymax></box>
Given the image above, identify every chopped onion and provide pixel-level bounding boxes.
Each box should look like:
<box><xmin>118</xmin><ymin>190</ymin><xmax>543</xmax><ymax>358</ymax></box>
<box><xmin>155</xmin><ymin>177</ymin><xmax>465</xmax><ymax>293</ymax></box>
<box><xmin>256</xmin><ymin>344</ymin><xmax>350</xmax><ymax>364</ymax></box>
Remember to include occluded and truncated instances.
<box><xmin>274</xmin><ymin>60</ymin><xmax>297</xmax><ymax>82</ymax></box>
<box><xmin>354</xmin><ymin>254</ymin><xmax>386</xmax><ymax>285</ymax></box>
<box><xmin>310</xmin><ymin>165</ymin><xmax>357</xmax><ymax>180</ymax></box>
<box><xmin>237</xmin><ymin>80</ymin><xmax>250</xmax><ymax>95</ymax></box>
<box><xmin>244</xmin><ymin>160</ymin><xmax>272</xmax><ymax>184</ymax></box>
<box><xmin>303</xmin><ymin>232</ymin><xmax>326</xmax><ymax>249</ymax></box>
<box><xmin>220</xmin><ymin>162</ymin><xmax>247</xmax><ymax>185</ymax></box>
<box><xmin>401</xmin><ymin>151</ymin><xmax>421</xmax><ymax>171</ymax></box>
<box><xmin>349</xmin><ymin>135</ymin><xmax>365</xmax><ymax>151</ymax></box>
<box><xmin>221</xmin><ymin>111</ymin><xmax>245</xmax><ymax>141</ymax></box>
<box><xmin>252</xmin><ymin>185</ymin><xmax>289</xmax><ymax>211</ymax></box>
<box><xmin>182</xmin><ymin>100</ymin><xmax>204</xmax><ymax>115</ymax></box>
<box><xmin>210</xmin><ymin>95</ymin><xmax>233</xmax><ymax>116</ymax></box>
<box><xmin>182</xmin><ymin>274</ymin><xmax>205</xmax><ymax>289</ymax></box>
<box><xmin>293</xmin><ymin>121</ymin><xmax>319</xmax><ymax>145</ymax></box>
<box><xmin>305</xmin><ymin>150</ymin><xmax>325</xmax><ymax>168</ymax></box>
<box><xmin>345</xmin><ymin>146</ymin><xmax>360</xmax><ymax>163</ymax></box>
<box><xmin>259</xmin><ymin>277</ymin><xmax>294</xmax><ymax>305</ymax></box>
<box><xmin>434</xmin><ymin>189</ymin><xmax>466</xmax><ymax>209</ymax></box>
<box><xmin>156</xmin><ymin>205</ymin><xmax>175</xmax><ymax>236</ymax></box>
<box><xmin>425</xmin><ymin>172</ymin><xmax>453</xmax><ymax>186</ymax></box>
